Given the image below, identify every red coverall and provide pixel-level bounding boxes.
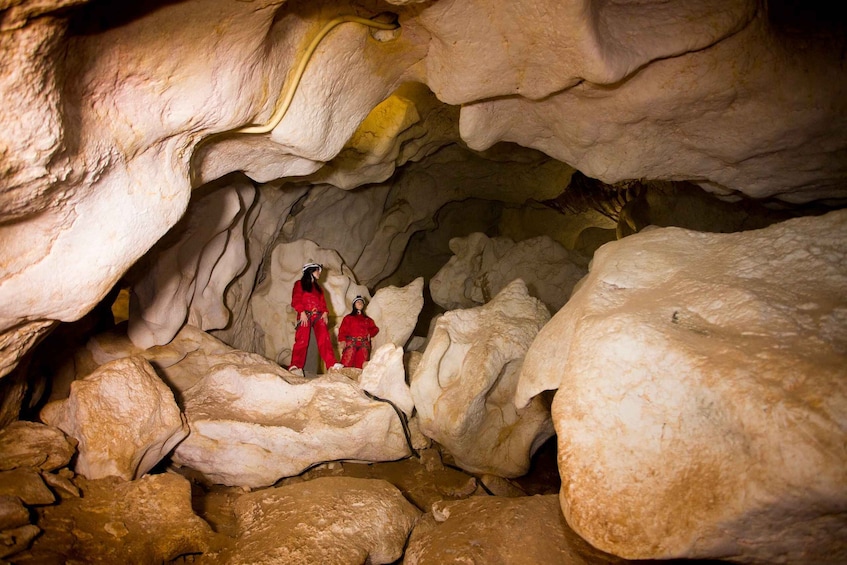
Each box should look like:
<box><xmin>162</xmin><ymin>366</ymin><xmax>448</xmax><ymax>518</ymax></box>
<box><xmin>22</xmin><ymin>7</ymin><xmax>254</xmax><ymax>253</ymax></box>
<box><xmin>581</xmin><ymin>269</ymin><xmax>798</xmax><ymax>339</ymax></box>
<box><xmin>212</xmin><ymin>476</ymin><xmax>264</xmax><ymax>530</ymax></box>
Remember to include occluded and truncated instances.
<box><xmin>338</xmin><ymin>313</ymin><xmax>379</xmax><ymax>369</ymax></box>
<box><xmin>290</xmin><ymin>280</ymin><xmax>338</xmax><ymax>370</ymax></box>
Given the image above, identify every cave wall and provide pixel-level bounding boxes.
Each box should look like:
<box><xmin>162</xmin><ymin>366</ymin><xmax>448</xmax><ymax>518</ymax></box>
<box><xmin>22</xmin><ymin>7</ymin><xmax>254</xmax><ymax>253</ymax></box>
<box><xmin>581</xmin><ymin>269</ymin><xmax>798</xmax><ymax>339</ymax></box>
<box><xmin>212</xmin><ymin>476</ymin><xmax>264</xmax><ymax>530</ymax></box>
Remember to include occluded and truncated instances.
<box><xmin>2</xmin><ymin>0</ymin><xmax>846</xmax><ymax>404</ymax></box>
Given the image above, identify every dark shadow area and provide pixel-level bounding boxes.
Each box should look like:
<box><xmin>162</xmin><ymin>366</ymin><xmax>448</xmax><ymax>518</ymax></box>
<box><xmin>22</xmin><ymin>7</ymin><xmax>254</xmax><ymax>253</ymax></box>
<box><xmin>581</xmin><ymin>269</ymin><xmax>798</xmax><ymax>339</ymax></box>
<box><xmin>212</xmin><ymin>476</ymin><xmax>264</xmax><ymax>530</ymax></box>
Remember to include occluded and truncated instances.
<box><xmin>766</xmin><ymin>0</ymin><xmax>847</xmax><ymax>37</ymax></box>
<box><xmin>66</xmin><ymin>0</ymin><xmax>192</xmax><ymax>35</ymax></box>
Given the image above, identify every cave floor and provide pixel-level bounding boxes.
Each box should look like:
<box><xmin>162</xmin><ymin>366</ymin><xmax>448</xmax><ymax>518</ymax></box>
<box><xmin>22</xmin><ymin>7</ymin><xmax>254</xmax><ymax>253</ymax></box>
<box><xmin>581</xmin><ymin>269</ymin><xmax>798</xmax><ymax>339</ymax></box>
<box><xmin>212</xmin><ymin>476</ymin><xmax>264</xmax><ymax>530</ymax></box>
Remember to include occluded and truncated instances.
<box><xmin>177</xmin><ymin>440</ymin><xmax>724</xmax><ymax>565</ymax></box>
<box><xmin>181</xmin><ymin>439</ymin><xmax>564</xmax><ymax>563</ymax></box>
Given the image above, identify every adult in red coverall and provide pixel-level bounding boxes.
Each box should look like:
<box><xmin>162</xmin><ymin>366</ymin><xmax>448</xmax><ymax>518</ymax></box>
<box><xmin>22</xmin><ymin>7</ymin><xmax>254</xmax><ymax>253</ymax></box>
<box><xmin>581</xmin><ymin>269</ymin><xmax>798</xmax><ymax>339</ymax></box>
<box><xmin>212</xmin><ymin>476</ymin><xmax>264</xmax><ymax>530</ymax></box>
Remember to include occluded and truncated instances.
<box><xmin>338</xmin><ymin>295</ymin><xmax>380</xmax><ymax>369</ymax></box>
<box><xmin>289</xmin><ymin>263</ymin><xmax>342</xmax><ymax>375</ymax></box>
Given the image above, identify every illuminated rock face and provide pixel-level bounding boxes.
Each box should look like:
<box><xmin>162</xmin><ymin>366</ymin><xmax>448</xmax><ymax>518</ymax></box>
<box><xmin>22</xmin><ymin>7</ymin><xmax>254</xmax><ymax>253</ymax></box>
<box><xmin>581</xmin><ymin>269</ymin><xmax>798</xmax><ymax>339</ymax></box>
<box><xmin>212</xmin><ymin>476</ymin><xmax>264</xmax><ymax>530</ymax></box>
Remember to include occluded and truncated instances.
<box><xmin>172</xmin><ymin>361</ymin><xmax>411</xmax><ymax>488</ymax></box>
<box><xmin>518</xmin><ymin>210</ymin><xmax>847</xmax><ymax>562</ymax></box>
<box><xmin>39</xmin><ymin>356</ymin><xmax>188</xmax><ymax>481</ymax></box>
<box><xmin>411</xmin><ymin>280</ymin><xmax>554</xmax><ymax>477</ymax></box>
<box><xmin>230</xmin><ymin>477</ymin><xmax>421</xmax><ymax>565</ymax></box>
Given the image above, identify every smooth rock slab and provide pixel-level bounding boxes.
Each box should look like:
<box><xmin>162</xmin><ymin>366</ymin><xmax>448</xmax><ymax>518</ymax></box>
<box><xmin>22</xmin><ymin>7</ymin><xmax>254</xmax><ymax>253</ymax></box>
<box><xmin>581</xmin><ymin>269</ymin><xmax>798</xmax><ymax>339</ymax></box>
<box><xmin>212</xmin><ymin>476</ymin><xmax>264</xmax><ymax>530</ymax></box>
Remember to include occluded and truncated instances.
<box><xmin>227</xmin><ymin>476</ymin><xmax>421</xmax><ymax>565</ymax></box>
<box><xmin>519</xmin><ymin>209</ymin><xmax>847</xmax><ymax>562</ymax></box>
<box><xmin>172</xmin><ymin>360</ymin><xmax>411</xmax><ymax>488</ymax></box>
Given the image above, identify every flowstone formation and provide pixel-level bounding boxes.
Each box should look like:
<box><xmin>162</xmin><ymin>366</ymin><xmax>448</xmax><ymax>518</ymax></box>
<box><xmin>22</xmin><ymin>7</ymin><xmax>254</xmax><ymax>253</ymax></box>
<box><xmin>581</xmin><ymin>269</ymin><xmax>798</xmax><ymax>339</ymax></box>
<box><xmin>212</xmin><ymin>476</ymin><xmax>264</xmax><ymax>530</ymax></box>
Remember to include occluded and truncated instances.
<box><xmin>519</xmin><ymin>210</ymin><xmax>847</xmax><ymax>562</ymax></box>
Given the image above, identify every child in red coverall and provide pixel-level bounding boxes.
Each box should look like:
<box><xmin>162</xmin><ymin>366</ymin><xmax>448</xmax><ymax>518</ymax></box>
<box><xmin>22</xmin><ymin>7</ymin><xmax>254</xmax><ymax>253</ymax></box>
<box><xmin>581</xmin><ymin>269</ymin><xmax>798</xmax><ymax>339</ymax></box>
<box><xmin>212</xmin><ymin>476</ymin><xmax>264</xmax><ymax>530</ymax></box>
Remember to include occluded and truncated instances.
<box><xmin>338</xmin><ymin>295</ymin><xmax>379</xmax><ymax>369</ymax></box>
<box><xmin>289</xmin><ymin>263</ymin><xmax>342</xmax><ymax>375</ymax></box>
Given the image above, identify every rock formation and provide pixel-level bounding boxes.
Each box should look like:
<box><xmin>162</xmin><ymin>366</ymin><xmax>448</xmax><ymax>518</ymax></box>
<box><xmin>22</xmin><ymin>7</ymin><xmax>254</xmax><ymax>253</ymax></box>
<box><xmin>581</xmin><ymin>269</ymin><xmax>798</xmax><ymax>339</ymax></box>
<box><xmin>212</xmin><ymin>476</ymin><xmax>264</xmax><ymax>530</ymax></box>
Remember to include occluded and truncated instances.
<box><xmin>172</xmin><ymin>359</ymin><xmax>412</xmax><ymax>488</ymax></box>
<box><xmin>430</xmin><ymin>232</ymin><xmax>588</xmax><ymax>313</ymax></box>
<box><xmin>40</xmin><ymin>356</ymin><xmax>188</xmax><ymax>481</ymax></box>
<box><xmin>518</xmin><ymin>209</ymin><xmax>847</xmax><ymax>562</ymax></box>
<box><xmin>405</xmin><ymin>494</ymin><xmax>627</xmax><ymax>565</ymax></box>
<box><xmin>1</xmin><ymin>0</ymin><xmax>846</xmax><ymax>562</ymax></box>
<box><xmin>411</xmin><ymin>279</ymin><xmax>554</xmax><ymax>477</ymax></box>
<box><xmin>227</xmin><ymin>476</ymin><xmax>420</xmax><ymax>564</ymax></box>
<box><xmin>359</xmin><ymin>343</ymin><xmax>415</xmax><ymax>416</ymax></box>
<box><xmin>4</xmin><ymin>0</ymin><xmax>845</xmax><ymax>390</ymax></box>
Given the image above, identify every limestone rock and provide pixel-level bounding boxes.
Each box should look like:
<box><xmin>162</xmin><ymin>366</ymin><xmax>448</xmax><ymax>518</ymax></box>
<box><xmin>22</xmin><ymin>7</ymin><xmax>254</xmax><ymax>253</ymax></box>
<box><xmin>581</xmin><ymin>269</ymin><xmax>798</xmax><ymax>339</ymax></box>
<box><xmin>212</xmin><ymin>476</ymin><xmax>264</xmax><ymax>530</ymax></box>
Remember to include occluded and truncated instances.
<box><xmin>411</xmin><ymin>279</ymin><xmax>554</xmax><ymax>477</ymax></box>
<box><xmin>228</xmin><ymin>476</ymin><xmax>421</xmax><ymax>565</ymax></box>
<box><xmin>368</xmin><ymin>277</ymin><xmax>424</xmax><ymax>352</ymax></box>
<box><xmin>0</xmin><ymin>495</ymin><xmax>30</xmax><ymax>531</ymax></box>
<box><xmin>20</xmin><ymin>473</ymin><xmax>211</xmax><ymax>564</ymax></box>
<box><xmin>307</xmin><ymin>83</ymin><xmax>460</xmax><ymax>191</ymax></box>
<box><xmin>434</xmin><ymin>0</ymin><xmax>847</xmax><ymax>201</ymax></box>
<box><xmin>40</xmin><ymin>470</ymin><xmax>80</xmax><ymax>499</ymax></box>
<box><xmin>171</xmin><ymin>358</ymin><xmax>411</xmax><ymax>488</ymax></box>
<box><xmin>40</xmin><ymin>356</ymin><xmax>188</xmax><ymax>480</ymax></box>
<box><xmin>430</xmin><ymin>232</ymin><xmax>587</xmax><ymax>313</ymax></box>
<box><xmin>87</xmin><ymin>323</ymin><xmax>239</xmax><ymax>395</ymax></box>
<box><xmin>349</xmin><ymin>144</ymin><xmax>573</xmax><ymax>286</ymax></box>
<box><xmin>2</xmin><ymin>0</ymin><xmax>847</xmax><ymax>392</ymax></box>
<box><xmin>519</xmin><ymin>209</ymin><xmax>847</xmax><ymax>562</ymax></box>
<box><xmin>0</xmin><ymin>524</ymin><xmax>40</xmax><ymax>559</ymax></box>
<box><xmin>0</xmin><ymin>420</ymin><xmax>76</xmax><ymax>472</ymax></box>
<box><xmin>404</xmin><ymin>495</ymin><xmax>627</xmax><ymax>565</ymax></box>
<box><xmin>210</xmin><ymin>182</ymin><xmax>309</xmax><ymax>355</ymax></box>
<box><xmin>359</xmin><ymin>344</ymin><xmax>415</xmax><ymax>417</ymax></box>
<box><xmin>128</xmin><ymin>177</ymin><xmax>257</xmax><ymax>349</ymax></box>
<box><xmin>0</xmin><ymin>469</ymin><xmax>54</xmax><ymax>506</ymax></box>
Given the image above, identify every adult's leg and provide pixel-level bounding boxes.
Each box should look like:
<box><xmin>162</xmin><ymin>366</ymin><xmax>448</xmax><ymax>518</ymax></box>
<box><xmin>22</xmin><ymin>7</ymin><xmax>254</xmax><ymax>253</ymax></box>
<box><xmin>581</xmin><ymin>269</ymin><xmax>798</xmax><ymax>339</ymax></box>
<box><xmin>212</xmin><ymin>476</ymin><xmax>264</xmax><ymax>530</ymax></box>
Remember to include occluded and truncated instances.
<box><xmin>290</xmin><ymin>322</ymin><xmax>312</xmax><ymax>368</ymax></box>
<box><xmin>312</xmin><ymin>319</ymin><xmax>339</xmax><ymax>367</ymax></box>
<box><xmin>352</xmin><ymin>346</ymin><xmax>370</xmax><ymax>369</ymax></box>
<box><xmin>341</xmin><ymin>342</ymin><xmax>355</xmax><ymax>367</ymax></box>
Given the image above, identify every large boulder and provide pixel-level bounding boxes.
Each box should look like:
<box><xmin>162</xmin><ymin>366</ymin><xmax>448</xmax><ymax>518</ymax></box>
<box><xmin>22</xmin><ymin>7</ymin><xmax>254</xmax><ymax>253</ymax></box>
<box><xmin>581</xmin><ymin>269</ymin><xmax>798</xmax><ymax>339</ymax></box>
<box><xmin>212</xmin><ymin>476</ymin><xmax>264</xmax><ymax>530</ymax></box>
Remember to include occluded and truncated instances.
<box><xmin>227</xmin><ymin>476</ymin><xmax>420</xmax><ymax>565</ymax></box>
<box><xmin>518</xmin><ymin>209</ymin><xmax>847</xmax><ymax>562</ymax></box>
<box><xmin>411</xmin><ymin>279</ymin><xmax>553</xmax><ymax>477</ymax></box>
<box><xmin>40</xmin><ymin>356</ymin><xmax>188</xmax><ymax>480</ymax></box>
<box><xmin>171</xmin><ymin>357</ymin><xmax>411</xmax><ymax>488</ymax></box>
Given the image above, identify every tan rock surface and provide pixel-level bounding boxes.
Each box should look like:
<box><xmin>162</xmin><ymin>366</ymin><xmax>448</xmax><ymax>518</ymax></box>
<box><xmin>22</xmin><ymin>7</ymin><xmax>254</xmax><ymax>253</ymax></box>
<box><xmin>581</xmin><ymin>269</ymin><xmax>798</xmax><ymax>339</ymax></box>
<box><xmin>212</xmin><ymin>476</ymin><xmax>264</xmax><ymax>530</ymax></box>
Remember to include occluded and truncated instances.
<box><xmin>40</xmin><ymin>356</ymin><xmax>188</xmax><ymax>480</ymax></box>
<box><xmin>172</xmin><ymin>359</ymin><xmax>411</xmax><ymax>488</ymax></box>
<box><xmin>0</xmin><ymin>420</ymin><xmax>75</xmax><ymax>472</ymax></box>
<box><xmin>0</xmin><ymin>468</ymin><xmax>54</xmax><ymax>506</ymax></box>
<box><xmin>19</xmin><ymin>473</ymin><xmax>211</xmax><ymax>564</ymax></box>
<box><xmin>404</xmin><ymin>494</ymin><xmax>627</xmax><ymax>565</ymax></box>
<box><xmin>411</xmin><ymin>279</ymin><xmax>554</xmax><ymax>477</ymax></box>
<box><xmin>430</xmin><ymin>232</ymin><xmax>587</xmax><ymax>313</ymax></box>
<box><xmin>227</xmin><ymin>476</ymin><xmax>421</xmax><ymax>565</ymax></box>
<box><xmin>519</xmin><ymin>209</ymin><xmax>847</xmax><ymax>562</ymax></box>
